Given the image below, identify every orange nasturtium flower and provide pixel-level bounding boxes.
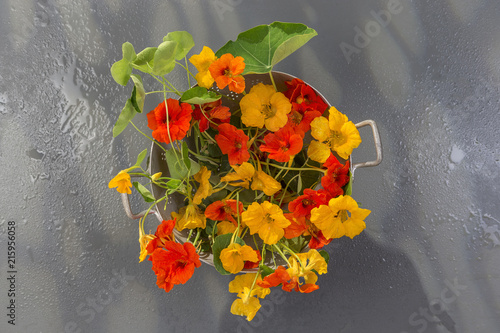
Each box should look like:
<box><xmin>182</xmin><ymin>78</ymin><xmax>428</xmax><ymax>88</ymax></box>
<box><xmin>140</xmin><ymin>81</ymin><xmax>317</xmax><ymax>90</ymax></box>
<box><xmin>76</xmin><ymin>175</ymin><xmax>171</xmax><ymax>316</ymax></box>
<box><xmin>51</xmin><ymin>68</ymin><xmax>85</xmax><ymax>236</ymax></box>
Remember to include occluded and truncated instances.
<box><xmin>307</xmin><ymin>106</ymin><xmax>361</xmax><ymax>162</ymax></box>
<box><xmin>171</xmin><ymin>204</ymin><xmax>207</xmax><ymax>231</ymax></box>
<box><xmin>240</xmin><ymin>83</ymin><xmax>292</xmax><ymax>132</ymax></box>
<box><xmin>310</xmin><ymin>195</ymin><xmax>371</xmax><ymax>239</ymax></box>
<box><xmin>215</xmin><ymin>123</ymin><xmax>250</xmax><ymax>165</ymax></box>
<box><xmin>229</xmin><ymin>273</ymin><xmax>270</xmax><ymax>321</ymax></box>
<box><xmin>193</xmin><ymin>166</ymin><xmax>213</xmax><ymax>205</ymax></box>
<box><xmin>189</xmin><ymin>46</ymin><xmax>217</xmax><ymax>88</ymax></box>
<box><xmin>259</xmin><ymin>124</ymin><xmax>303</xmax><ymax>163</ymax></box>
<box><xmin>205</xmin><ymin>199</ymin><xmax>244</xmax><ymax>224</ymax></box>
<box><xmin>147</xmin><ymin>99</ymin><xmax>193</xmax><ymax>144</ymax></box>
<box><xmin>242</xmin><ymin>201</ymin><xmax>290</xmax><ymax>245</ymax></box>
<box><xmin>220</xmin><ymin>243</ymin><xmax>259</xmax><ymax>274</ymax></box>
<box><xmin>209</xmin><ymin>53</ymin><xmax>245</xmax><ymax>93</ymax></box>
<box><xmin>150</xmin><ymin>241</ymin><xmax>201</xmax><ymax>293</ymax></box>
<box><xmin>108</xmin><ymin>169</ymin><xmax>133</xmax><ymax>194</ymax></box>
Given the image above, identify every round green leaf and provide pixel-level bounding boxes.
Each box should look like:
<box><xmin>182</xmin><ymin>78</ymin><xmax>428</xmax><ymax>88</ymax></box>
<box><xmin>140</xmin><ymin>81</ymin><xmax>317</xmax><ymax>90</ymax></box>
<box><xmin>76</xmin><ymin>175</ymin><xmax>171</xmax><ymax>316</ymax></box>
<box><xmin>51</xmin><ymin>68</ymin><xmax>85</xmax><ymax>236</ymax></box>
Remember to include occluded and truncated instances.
<box><xmin>163</xmin><ymin>31</ymin><xmax>195</xmax><ymax>60</ymax></box>
<box><xmin>180</xmin><ymin>87</ymin><xmax>221</xmax><ymax>105</ymax></box>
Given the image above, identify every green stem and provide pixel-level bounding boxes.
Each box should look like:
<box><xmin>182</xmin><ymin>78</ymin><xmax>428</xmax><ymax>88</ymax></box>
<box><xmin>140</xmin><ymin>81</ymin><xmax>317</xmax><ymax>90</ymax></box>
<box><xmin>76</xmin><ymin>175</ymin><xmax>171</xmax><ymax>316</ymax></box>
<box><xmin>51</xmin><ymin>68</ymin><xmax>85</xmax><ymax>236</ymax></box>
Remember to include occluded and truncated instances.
<box><xmin>273</xmin><ymin>244</ymin><xmax>291</xmax><ymax>267</ymax></box>
<box><xmin>129</xmin><ymin>121</ymin><xmax>168</xmax><ymax>154</ymax></box>
<box><xmin>269</xmin><ymin>72</ymin><xmax>278</xmax><ymax>91</ymax></box>
<box><xmin>260</xmin><ymin>161</ymin><xmax>325</xmax><ymax>173</ymax></box>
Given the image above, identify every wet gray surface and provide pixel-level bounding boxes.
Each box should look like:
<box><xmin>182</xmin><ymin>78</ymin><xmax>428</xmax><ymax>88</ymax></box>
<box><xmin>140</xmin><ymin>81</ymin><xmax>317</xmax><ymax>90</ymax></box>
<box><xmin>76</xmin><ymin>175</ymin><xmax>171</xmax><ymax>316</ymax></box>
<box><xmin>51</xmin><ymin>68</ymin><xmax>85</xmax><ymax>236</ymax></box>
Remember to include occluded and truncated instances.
<box><xmin>1</xmin><ymin>0</ymin><xmax>499</xmax><ymax>332</ymax></box>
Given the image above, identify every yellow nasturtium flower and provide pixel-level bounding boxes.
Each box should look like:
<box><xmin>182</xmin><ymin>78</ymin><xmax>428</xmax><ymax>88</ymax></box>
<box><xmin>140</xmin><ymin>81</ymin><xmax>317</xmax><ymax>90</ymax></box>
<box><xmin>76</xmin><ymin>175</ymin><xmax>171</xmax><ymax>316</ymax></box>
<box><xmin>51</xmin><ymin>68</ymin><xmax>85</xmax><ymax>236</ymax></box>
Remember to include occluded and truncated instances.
<box><xmin>193</xmin><ymin>166</ymin><xmax>213</xmax><ymax>204</ymax></box>
<box><xmin>138</xmin><ymin>228</ymin><xmax>155</xmax><ymax>263</ymax></box>
<box><xmin>108</xmin><ymin>170</ymin><xmax>133</xmax><ymax>194</ymax></box>
<box><xmin>310</xmin><ymin>195</ymin><xmax>371</xmax><ymax>239</ymax></box>
<box><xmin>220</xmin><ymin>243</ymin><xmax>259</xmax><ymax>274</ymax></box>
<box><xmin>172</xmin><ymin>204</ymin><xmax>207</xmax><ymax>231</ymax></box>
<box><xmin>307</xmin><ymin>106</ymin><xmax>361</xmax><ymax>162</ymax></box>
<box><xmin>240</xmin><ymin>83</ymin><xmax>291</xmax><ymax>132</ymax></box>
<box><xmin>287</xmin><ymin>249</ymin><xmax>328</xmax><ymax>285</ymax></box>
<box><xmin>229</xmin><ymin>273</ymin><xmax>270</xmax><ymax>321</ymax></box>
<box><xmin>242</xmin><ymin>201</ymin><xmax>290</xmax><ymax>245</ymax></box>
<box><xmin>189</xmin><ymin>46</ymin><xmax>217</xmax><ymax>88</ymax></box>
<box><xmin>216</xmin><ymin>221</ymin><xmax>237</xmax><ymax>236</ymax></box>
<box><xmin>221</xmin><ymin>163</ymin><xmax>281</xmax><ymax>196</ymax></box>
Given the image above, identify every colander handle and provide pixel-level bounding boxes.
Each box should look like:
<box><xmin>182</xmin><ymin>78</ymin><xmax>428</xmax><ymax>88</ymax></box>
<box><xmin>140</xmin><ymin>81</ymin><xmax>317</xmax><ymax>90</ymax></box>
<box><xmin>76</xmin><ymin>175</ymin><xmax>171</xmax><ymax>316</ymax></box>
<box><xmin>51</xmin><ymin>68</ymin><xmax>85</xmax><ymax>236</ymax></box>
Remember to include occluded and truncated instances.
<box><xmin>121</xmin><ymin>193</ymin><xmax>158</xmax><ymax>220</ymax></box>
<box><xmin>352</xmin><ymin>120</ymin><xmax>383</xmax><ymax>173</ymax></box>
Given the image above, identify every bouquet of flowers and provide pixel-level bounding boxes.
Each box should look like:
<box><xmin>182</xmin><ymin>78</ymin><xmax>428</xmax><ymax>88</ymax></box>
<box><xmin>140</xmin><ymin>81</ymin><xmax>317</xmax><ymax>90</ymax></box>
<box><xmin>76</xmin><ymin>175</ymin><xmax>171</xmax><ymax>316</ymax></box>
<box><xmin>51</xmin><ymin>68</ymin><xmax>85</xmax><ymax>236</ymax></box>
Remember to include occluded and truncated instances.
<box><xmin>108</xmin><ymin>22</ymin><xmax>372</xmax><ymax>321</ymax></box>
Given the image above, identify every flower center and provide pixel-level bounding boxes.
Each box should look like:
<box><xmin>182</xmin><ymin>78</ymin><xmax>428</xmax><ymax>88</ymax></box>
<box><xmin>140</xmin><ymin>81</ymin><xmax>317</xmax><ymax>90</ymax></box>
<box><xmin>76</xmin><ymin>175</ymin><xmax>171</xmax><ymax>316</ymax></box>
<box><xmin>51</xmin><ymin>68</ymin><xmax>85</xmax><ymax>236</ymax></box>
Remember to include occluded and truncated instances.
<box><xmin>262</xmin><ymin>104</ymin><xmax>277</xmax><ymax>119</ymax></box>
<box><xmin>290</xmin><ymin>110</ymin><xmax>303</xmax><ymax>125</ymax></box>
<box><xmin>329</xmin><ymin>130</ymin><xmax>347</xmax><ymax>148</ymax></box>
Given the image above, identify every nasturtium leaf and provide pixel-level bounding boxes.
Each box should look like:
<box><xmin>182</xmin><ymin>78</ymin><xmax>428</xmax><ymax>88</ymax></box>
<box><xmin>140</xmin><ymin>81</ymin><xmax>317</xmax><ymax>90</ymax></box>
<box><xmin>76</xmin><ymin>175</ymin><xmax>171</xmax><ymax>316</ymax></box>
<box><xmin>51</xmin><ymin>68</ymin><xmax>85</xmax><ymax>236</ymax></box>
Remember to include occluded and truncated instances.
<box><xmin>130</xmin><ymin>74</ymin><xmax>145</xmax><ymax>112</ymax></box>
<box><xmin>152</xmin><ymin>40</ymin><xmax>178</xmax><ymax>76</ymax></box>
<box><xmin>319</xmin><ymin>250</ymin><xmax>330</xmax><ymax>264</ymax></box>
<box><xmin>112</xmin><ymin>98</ymin><xmax>137</xmax><ymax>137</ymax></box>
<box><xmin>163</xmin><ymin>31</ymin><xmax>195</xmax><ymax>60</ymax></box>
<box><xmin>259</xmin><ymin>264</ymin><xmax>274</xmax><ymax>278</ymax></box>
<box><xmin>122</xmin><ymin>42</ymin><xmax>137</xmax><ymax>62</ymax></box>
<box><xmin>132</xmin><ymin>182</ymin><xmax>155</xmax><ymax>202</ymax></box>
<box><xmin>212</xmin><ymin>233</ymin><xmax>245</xmax><ymax>275</ymax></box>
<box><xmin>180</xmin><ymin>87</ymin><xmax>221</xmax><ymax>104</ymax></box>
<box><xmin>165</xmin><ymin>148</ymin><xmax>200</xmax><ymax>179</ymax></box>
<box><xmin>133</xmin><ymin>47</ymin><xmax>157</xmax><ymax>73</ymax></box>
<box><xmin>111</xmin><ymin>42</ymin><xmax>137</xmax><ymax>86</ymax></box>
<box><xmin>216</xmin><ymin>22</ymin><xmax>317</xmax><ymax>74</ymax></box>
<box><xmin>134</xmin><ymin>149</ymin><xmax>148</xmax><ymax>167</ymax></box>
<box><xmin>111</xmin><ymin>58</ymin><xmax>133</xmax><ymax>86</ymax></box>
<box><xmin>166</xmin><ymin>179</ymin><xmax>182</xmax><ymax>190</ymax></box>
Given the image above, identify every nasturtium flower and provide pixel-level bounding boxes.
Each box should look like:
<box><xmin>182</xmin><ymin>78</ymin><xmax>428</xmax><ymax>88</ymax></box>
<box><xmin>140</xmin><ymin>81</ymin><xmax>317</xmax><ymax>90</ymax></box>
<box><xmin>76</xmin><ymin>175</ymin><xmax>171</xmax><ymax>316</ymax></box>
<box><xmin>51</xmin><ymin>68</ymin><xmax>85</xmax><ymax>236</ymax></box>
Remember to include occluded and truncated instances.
<box><xmin>147</xmin><ymin>99</ymin><xmax>193</xmax><ymax>144</ymax></box>
<box><xmin>108</xmin><ymin>170</ymin><xmax>133</xmax><ymax>194</ymax></box>
<box><xmin>229</xmin><ymin>273</ymin><xmax>270</xmax><ymax>299</ymax></box>
<box><xmin>288</xmin><ymin>249</ymin><xmax>328</xmax><ymax>279</ymax></box>
<box><xmin>144</xmin><ymin>219</ymin><xmax>176</xmax><ymax>260</ymax></box>
<box><xmin>172</xmin><ymin>204</ymin><xmax>207</xmax><ymax>231</ymax></box>
<box><xmin>192</xmin><ymin>100</ymin><xmax>230</xmax><ymax>132</ymax></box>
<box><xmin>310</xmin><ymin>195</ymin><xmax>371</xmax><ymax>239</ymax></box>
<box><xmin>240</xmin><ymin>83</ymin><xmax>292</xmax><ymax>132</ymax></box>
<box><xmin>189</xmin><ymin>46</ymin><xmax>217</xmax><ymax>88</ymax></box>
<box><xmin>242</xmin><ymin>201</ymin><xmax>290</xmax><ymax>245</ymax></box>
<box><xmin>220</xmin><ymin>162</ymin><xmax>255</xmax><ymax>189</ymax></box>
<box><xmin>321</xmin><ymin>154</ymin><xmax>350</xmax><ymax>198</ymax></box>
<box><xmin>151</xmin><ymin>172</ymin><xmax>162</xmax><ymax>182</ymax></box>
<box><xmin>205</xmin><ymin>199</ymin><xmax>244</xmax><ymax>224</ymax></box>
<box><xmin>150</xmin><ymin>241</ymin><xmax>201</xmax><ymax>293</ymax></box>
<box><xmin>139</xmin><ymin>229</ymin><xmax>155</xmax><ymax>263</ymax></box>
<box><xmin>215</xmin><ymin>123</ymin><xmax>250</xmax><ymax>165</ymax></box>
<box><xmin>230</xmin><ymin>296</ymin><xmax>261</xmax><ymax>321</ymax></box>
<box><xmin>308</xmin><ymin>107</ymin><xmax>361</xmax><ymax>162</ymax></box>
<box><xmin>284</xmin><ymin>78</ymin><xmax>329</xmax><ymax>114</ymax></box>
<box><xmin>193</xmin><ymin>166</ymin><xmax>213</xmax><ymax>205</ymax></box>
<box><xmin>283</xmin><ymin>213</ymin><xmax>309</xmax><ymax>239</ymax></box>
<box><xmin>259</xmin><ymin>125</ymin><xmax>303</xmax><ymax>163</ymax></box>
<box><xmin>288</xmin><ymin>188</ymin><xmax>329</xmax><ymax>219</ymax></box>
<box><xmin>257</xmin><ymin>264</ymin><xmax>319</xmax><ymax>294</ymax></box>
<box><xmin>229</xmin><ymin>273</ymin><xmax>271</xmax><ymax>322</ymax></box>
<box><xmin>209</xmin><ymin>53</ymin><xmax>246</xmax><ymax>93</ymax></box>
<box><xmin>216</xmin><ymin>221</ymin><xmax>238</xmax><ymax>236</ymax></box>
<box><xmin>220</xmin><ymin>243</ymin><xmax>259</xmax><ymax>274</ymax></box>
<box><xmin>251</xmin><ymin>170</ymin><xmax>282</xmax><ymax>196</ymax></box>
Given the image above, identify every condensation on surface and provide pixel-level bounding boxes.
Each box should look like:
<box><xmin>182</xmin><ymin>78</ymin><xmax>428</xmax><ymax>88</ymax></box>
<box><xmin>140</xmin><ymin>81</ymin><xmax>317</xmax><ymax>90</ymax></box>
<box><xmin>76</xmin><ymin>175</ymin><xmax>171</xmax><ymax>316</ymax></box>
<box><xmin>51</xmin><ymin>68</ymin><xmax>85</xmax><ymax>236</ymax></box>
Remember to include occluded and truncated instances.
<box><xmin>0</xmin><ymin>0</ymin><xmax>500</xmax><ymax>332</ymax></box>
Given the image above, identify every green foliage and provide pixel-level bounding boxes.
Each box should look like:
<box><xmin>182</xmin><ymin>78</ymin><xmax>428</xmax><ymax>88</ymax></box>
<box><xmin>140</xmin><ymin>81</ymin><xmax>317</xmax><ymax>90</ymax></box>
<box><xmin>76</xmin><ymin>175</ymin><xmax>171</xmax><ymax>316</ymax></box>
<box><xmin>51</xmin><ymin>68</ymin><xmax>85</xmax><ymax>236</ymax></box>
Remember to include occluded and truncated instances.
<box><xmin>163</xmin><ymin>31</ymin><xmax>194</xmax><ymax>60</ymax></box>
<box><xmin>134</xmin><ymin>149</ymin><xmax>148</xmax><ymax>167</ymax></box>
<box><xmin>212</xmin><ymin>234</ymin><xmax>245</xmax><ymax>275</ymax></box>
<box><xmin>181</xmin><ymin>87</ymin><xmax>221</xmax><ymax>105</ymax></box>
<box><xmin>319</xmin><ymin>250</ymin><xmax>330</xmax><ymax>264</ymax></box>
<box><xmin>165</xmin><ymin>148</ymin><xmax>200</xmax><ymax>180</ymax></box>
<box><xmin>216</xmin><ymin>22</ymin><xmax>317</xmax><ymax>74</ymax></box>
<box><xmin>110</xmin><ymin>42</ymin><xmax>136</xmax><ymax>86</ymax></box>
<box><xmin>132</xmin><ymin>182</ymin><xmax>155</xmax><ymax>202</ymax></box>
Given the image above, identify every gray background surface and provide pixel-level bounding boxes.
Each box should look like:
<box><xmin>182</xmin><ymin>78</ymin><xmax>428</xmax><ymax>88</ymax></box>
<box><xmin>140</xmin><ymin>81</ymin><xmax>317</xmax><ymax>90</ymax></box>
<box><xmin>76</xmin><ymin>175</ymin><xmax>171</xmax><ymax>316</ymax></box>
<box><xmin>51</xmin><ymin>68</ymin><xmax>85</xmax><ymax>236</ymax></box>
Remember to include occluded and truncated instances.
<box><xmin>1</xmin><ymin>0</ymin><xmax>499</xmax><ymax>332</ymax></box>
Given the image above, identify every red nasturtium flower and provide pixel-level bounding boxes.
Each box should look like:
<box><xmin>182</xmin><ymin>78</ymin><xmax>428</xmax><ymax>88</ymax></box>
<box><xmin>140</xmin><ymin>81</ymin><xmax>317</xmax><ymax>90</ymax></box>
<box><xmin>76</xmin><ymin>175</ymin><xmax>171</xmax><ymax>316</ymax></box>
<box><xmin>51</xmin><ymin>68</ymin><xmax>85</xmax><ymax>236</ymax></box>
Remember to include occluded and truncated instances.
<box><xmin>284</xmin><ymin>78</ymin><xmax>328</xmax><ymax>113</ymax></box>
<box><xmin>259</xmin><ymin>125</ymin><xmax>303</xmax><ymax>163</ymax></box>
<box><xmin>146</xmin><ymin>219</ymin><xmax>176</xmax><ymax>254</ymax></box>
<box><xmin>147</xmin><ymin>99</ymin><xmax>193</xmax><ymax>144</ymax></box>
<box><xmin>308</xmin><ymin>229</ymin><xmax>332</xmax><ymax>249</ymax></box>
<box><xmin>149</xmin><ymin>241</ymin><xmax>201</xmax><ymax>293</ymax></box>
<box><xmin>192</xmin><ymin>100</ymin><xmax>231</xmax><ymax>132</ymax></box>
<box><xmin>288</xmin><ymin>188</ymin><xmax>329</xmax><ymax>219</ymax></box>
<box><xmin>209</xmin><ymin>53</ymin><xmax>246</xmax><ymax>93</ymax></box>
<box><xmin>215</xmin><ymin>123</ymin><xmax>250</xmax><ymax>165</ymax></box>
<box><xmin>204</xmin><ymin>199</ymin><xmax>244</xmax><ymax>224</ymax></box>
<box><xmin>321</xmin><ymin>154</ymin><xmax>350</xmax><ymax>198</ymax></box>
